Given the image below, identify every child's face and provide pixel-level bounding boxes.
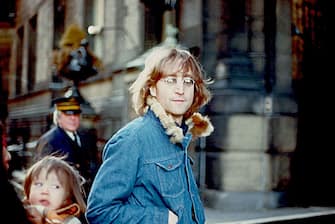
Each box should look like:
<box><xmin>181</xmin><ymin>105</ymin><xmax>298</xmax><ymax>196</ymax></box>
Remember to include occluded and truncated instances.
<box><xmin>28</xmin><ymin>169</ymin><xmax>68</xmax><ymax>210</ymax></box>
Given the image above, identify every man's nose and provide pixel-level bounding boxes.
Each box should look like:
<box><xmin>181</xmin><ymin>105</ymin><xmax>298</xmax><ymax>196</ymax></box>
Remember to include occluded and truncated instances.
<box><xmin>174</xmin><ymin>79</ymin><xmax>185</xmax><ymax>94</ymax></box>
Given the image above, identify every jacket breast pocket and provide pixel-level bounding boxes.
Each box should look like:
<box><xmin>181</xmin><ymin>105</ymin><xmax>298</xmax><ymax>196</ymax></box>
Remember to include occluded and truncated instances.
<box><xmin>155</xmin><ymin>158</ymin><xmax>185</xmax><ymax>198</ymax></box>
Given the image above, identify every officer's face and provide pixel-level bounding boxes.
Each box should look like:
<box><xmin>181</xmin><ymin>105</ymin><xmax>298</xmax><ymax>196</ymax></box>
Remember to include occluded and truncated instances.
<box><xmin>58</xmin><ymin>112</ymin><xmax>80</xmax><ymax>132</ymax></box>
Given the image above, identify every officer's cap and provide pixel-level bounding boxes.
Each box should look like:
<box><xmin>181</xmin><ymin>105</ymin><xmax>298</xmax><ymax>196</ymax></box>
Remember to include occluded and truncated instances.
<box><xmin>52</xmin><ymin>87</ymin><xmax>81</xmax><ymax>114</ymax></box>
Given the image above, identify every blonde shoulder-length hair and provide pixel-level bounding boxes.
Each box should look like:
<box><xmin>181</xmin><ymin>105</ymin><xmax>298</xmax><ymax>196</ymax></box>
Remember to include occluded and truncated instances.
<box><xmin>129</xmin><ymin>46</ymin><xmax>212</xmax><ymax>119</ymax></box>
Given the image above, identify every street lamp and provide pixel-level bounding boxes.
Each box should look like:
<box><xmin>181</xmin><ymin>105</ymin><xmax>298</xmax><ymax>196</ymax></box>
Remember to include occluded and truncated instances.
<box><xmin>87</xmin><ymin>25</ymin><xmax>103</xmax><ymax>35</ymax></box>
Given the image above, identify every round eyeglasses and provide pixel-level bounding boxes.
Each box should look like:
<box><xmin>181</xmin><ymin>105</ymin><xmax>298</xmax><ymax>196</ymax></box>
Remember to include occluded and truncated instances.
<box><xmin>160</xmin><ymin>76</ymin><xmax>195</xmax><ymax>87</ymax></box>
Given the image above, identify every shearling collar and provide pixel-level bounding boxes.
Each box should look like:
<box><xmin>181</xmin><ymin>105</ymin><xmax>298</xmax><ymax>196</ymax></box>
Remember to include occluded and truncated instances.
<box><xmin>146</xmin><ymin>96</ymin><xmax>214</xmax><ymax>144</ymax></box>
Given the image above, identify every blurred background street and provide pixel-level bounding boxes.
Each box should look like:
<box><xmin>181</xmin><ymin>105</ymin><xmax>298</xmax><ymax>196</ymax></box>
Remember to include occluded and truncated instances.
<box><xmin>1</xmin><ymin>0</ymin><xmax>335</xmax><ymax>222</ymax></box>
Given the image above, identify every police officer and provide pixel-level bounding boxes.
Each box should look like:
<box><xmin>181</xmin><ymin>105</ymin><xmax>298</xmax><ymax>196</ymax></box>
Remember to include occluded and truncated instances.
<box><xmin>34</xmin><ymin>88</ymin><xmax>99</xmax><ymax>194</ymax></box>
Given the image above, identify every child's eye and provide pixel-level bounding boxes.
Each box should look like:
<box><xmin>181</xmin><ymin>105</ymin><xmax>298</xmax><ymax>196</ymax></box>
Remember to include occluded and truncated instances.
<box><xmin>34</xmin><ymin>182</ymin><xmax>43</xmax><ymax>187</ymax></box>
<box><xmin>49</xmin><ymin>184</ymin><xmax>61</xmax><ymax>189</ymax></box>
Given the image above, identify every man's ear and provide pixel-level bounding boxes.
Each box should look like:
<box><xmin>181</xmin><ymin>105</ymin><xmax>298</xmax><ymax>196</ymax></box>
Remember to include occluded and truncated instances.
<box><xmin>149</xmin><ymin>86</ymin><xmax>156</xmax><ymax>97</ymax></box>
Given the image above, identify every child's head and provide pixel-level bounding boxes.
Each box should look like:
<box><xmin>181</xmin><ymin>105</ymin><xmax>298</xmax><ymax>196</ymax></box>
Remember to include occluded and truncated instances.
<box><xmin>24</xmin><ymin>155</ymin><xmax>86</xmax><ymax>213</ymax></box>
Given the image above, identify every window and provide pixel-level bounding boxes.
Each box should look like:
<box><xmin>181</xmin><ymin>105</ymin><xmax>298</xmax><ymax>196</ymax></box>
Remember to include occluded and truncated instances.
<box><xmin>141</xmin><ymin>0</ymin><xmax>178</xmax><ymax>50</ymax></box>
<box><xmin>15</xmin><ymin>27</ymin><xmax>23</xmax><ymax>95</ymax></box>
<box><xmin>84</xmin><ymin>0</ymin><xmax>104</xmax><ymax>59</ymax></box>
<box><xmin>53</xmin><ymin>0</ymin><xmax>65</xmax><ymax>49</ymax></box>
<box><xmin>27</xmin><ymin>16</ymin><xmax>37</xmax><ymax>91</ymax></box>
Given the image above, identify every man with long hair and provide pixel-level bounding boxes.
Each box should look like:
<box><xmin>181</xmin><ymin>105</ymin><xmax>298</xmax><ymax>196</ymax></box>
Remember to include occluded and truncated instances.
<box><xmin>86</xmin><ymin>46</ymin><xmax>214</xmax><ymax>224</ymax></box>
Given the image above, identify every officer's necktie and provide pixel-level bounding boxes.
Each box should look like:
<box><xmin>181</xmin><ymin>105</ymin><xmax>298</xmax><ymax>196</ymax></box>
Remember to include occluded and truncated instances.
<box><xmin>73</xmin><ymin>132</ymin><xmax>81</xmax><ymax>147</ymax></box>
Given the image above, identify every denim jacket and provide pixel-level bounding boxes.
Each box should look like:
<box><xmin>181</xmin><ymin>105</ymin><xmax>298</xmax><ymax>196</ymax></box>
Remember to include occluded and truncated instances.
<box><xmin>86</xmin><ymin>110</ymin><xmax>209</xmax><ymax>224</ymax></box>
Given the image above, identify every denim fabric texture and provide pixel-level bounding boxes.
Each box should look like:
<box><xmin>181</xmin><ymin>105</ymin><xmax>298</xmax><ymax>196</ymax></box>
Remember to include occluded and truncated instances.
<box><xmin>86</xmin><ymin>110</ymin><xmax>205</xmax><ymax>224</ymax></box>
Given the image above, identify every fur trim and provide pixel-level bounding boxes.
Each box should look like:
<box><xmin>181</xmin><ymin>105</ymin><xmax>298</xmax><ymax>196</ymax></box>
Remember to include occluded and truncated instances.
<box><xmin>185</xmin><ymin>113</ymin><xmax>214</xmax><ymax>138</ymax></box>
<box><xmin>146</xmin><ymin>96</ymin><xmax>214</xmax><ymax>143</ymax></box>
<box><xmin>147</xmin><ymin>96</ymin><xmax>184</xmax><ymax>143</ymax></box>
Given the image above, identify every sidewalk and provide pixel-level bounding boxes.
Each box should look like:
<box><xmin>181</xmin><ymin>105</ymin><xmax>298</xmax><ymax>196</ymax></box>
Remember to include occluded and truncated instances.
<box><xmin>205</xmin><ymin>206</ymin><xmax>335</xmax><ymax>224</ymax></box>
<box><xmin>201</xmin><ymin>189</ymin><xmax>335</xmax><ymax>223</ymax></box>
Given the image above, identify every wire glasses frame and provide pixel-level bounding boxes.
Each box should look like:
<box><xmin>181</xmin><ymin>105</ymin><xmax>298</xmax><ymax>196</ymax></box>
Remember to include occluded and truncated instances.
<box><xmin>159</xmin><ymin>76</ymin><xmax>195</xmax><ymax>87</ymax></box>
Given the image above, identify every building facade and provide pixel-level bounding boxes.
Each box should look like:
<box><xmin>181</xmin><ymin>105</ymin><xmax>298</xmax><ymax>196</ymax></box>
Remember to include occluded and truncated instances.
<box><xmin>1</xmin><ymin>0</ymin><xmax>333</xmax><ymax>210</ymax></box>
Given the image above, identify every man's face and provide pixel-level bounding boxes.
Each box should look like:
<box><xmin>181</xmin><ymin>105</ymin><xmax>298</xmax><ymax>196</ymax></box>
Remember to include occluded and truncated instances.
<box><xmin>57</xmin><ymin>112</ymin><xmax>80</xmax><ymax>132</ymax></box>
<box><xmin>150</xmin><ymin>70</ymin><xmax>195</xmax><ymax>125</ymax></box>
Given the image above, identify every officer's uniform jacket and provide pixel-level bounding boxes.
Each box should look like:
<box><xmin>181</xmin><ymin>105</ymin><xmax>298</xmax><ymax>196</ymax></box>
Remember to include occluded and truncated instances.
<box><xmin>35</xmin><ymin>125</ymin><xmax>98</xmax><ymax>190</ymax></box>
